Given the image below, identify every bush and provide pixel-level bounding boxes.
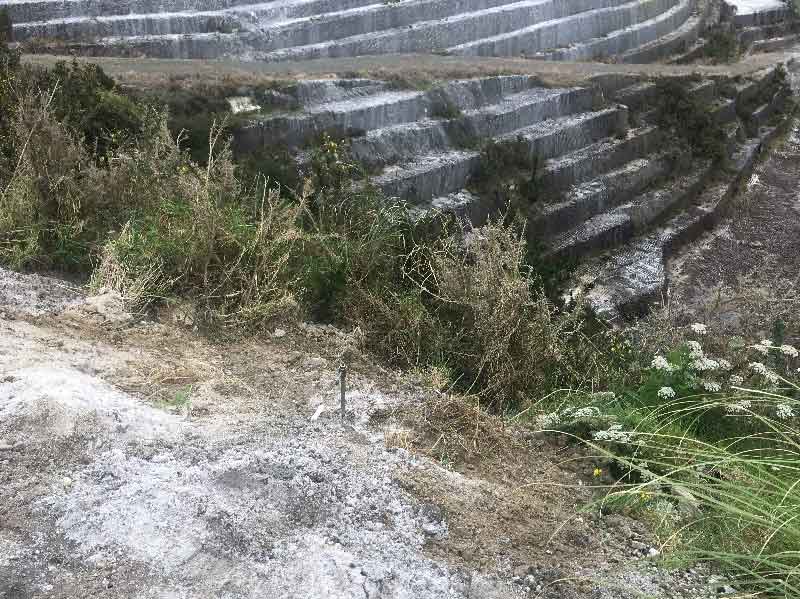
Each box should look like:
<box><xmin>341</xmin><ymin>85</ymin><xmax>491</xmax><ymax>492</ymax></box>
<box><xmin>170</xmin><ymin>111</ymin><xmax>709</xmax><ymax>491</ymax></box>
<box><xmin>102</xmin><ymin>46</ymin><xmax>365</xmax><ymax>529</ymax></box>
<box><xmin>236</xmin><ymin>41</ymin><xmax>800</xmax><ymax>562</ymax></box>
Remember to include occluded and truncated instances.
<box><xmin>93</xmin><ymin>122</ymin><xmax>302</xmax><ymax>326</ymax></box>
<box><xmin>0</xmin><ymin>89</ymin><xmax>103</xmax><ymax>269</ymax></box>
<box><xmin>655</xmin><ymin>80</ymin><xmax>727</xmax><ymax>164</ymax></box>
<box><xmin>400</xmin><ymin>218</ymin><xmax>613</xmax><ymax>408</ymax></box>
<box><xmin>703</xmin><ymin>29</ymin><xmax>739</xmax><ymax>64</ymax></box>
<box><xmin>1</xmin><ymin>59</ymin><xmax>144</xmax><ymax>166</ymax></box>
<box><xmin>0</xmin><ymin>9</ymin><xmax>12</xmax><ymax>44</ymax></box>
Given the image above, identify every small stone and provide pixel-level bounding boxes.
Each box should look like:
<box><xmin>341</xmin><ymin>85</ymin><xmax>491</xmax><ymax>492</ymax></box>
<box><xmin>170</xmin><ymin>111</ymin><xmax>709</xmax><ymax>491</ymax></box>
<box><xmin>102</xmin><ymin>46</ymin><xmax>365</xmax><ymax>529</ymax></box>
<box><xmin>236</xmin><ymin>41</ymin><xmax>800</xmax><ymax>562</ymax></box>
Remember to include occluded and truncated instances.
<box><xmin>62</xmin><ymin>477</ymin><xmax>73</xmax><ymax>489</ymax></box>
<box><xmin>647</xmin><ymin>547</ymin><xmax>661</xmax><ymax>558</ymax></box>
<box><xmin>273</xmin><ymin>328</ymin><xmax>287</xmax><ymax>339</ymax></box>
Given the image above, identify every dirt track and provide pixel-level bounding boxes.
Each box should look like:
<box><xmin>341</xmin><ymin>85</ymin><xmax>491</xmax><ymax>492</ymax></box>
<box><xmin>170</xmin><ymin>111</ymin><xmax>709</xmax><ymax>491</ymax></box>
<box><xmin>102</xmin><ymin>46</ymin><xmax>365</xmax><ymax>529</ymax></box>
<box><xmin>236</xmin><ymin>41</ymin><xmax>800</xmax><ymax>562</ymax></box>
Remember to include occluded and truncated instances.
<box><xmin>22</xmin><ymin>49</ymin><xmax>800</xmax><ymax>88</ymax></box>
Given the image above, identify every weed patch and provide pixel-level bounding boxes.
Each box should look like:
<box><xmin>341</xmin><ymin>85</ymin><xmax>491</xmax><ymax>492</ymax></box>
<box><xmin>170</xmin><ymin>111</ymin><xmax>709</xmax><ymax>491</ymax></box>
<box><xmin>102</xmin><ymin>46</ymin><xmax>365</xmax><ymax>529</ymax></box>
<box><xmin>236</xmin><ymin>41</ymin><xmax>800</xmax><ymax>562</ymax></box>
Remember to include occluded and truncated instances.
<box><xmin>472</xmin><ymin>136</ymin><xmax>543</xmax><ymax>211</ymax></box>
<box><xmin>654</xmin><ymin>80</ymin><xmax>727</xmax><ymax>164</ymax></box>
<box><xmin>703</xmin><ymin>28</ymin><xmax>739</xmax><ymax>64</ymax></box>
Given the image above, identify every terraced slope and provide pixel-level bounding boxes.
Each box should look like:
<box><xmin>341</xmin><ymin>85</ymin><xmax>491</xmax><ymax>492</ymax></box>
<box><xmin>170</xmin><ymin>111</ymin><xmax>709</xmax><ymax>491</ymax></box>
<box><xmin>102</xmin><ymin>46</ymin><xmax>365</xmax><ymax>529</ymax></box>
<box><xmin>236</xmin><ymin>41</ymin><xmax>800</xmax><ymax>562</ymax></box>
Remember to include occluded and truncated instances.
<box><xmin>229</xmin><ymin>67</ymin><xmax>793</xmax><ymax>321</ymax></box>
<box><xmin>731</xmin><ymin>0</ymin><xmax>800</xmax><ymax>55</ymax></box>
<box><xmin>4</xmin><ymin>0</ymin><xmax>706</xmax><ymax>62</ymax></box>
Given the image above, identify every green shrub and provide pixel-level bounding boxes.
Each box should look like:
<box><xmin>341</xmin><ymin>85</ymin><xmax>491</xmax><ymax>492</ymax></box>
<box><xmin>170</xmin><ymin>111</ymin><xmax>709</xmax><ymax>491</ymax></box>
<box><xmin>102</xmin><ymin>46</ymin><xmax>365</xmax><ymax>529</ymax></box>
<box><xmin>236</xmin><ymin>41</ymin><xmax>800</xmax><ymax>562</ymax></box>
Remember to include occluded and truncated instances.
<box><xmin>33</xmin><ymin>60</ymin><xmax>143</xmax><ymax>157</ymax></box>
<box><xmin>93</xmin><ymin>122</ymin><xmax>302</xmax><ymax>326</ymax></box>
<box><xmin>472</xmin><ymin>136</ymin><xmax>543</xmax><ymax>214</ymax></box>
<box><xmin>1</xmin><ymin>58</ymin><xmax>143</xmax><ymax>165</ymax></box>
<box><xmin>655</xmin><ymin>80</ymin><xmax>727</xmax><ymax>164</ymax></box>
<box><xmin>703</xmin><ymin>29</ymin><xmax>739</xmax><ymax>64</ymax></box>
<box><xmin>0</xmin><ymin>9</ymin><xmax>12</xmax><ymax>44</ymax></box>
<box><xmin>429</xmin><ymin>97</ymin><xmax>462</xmax><ymax>119</ymax></box>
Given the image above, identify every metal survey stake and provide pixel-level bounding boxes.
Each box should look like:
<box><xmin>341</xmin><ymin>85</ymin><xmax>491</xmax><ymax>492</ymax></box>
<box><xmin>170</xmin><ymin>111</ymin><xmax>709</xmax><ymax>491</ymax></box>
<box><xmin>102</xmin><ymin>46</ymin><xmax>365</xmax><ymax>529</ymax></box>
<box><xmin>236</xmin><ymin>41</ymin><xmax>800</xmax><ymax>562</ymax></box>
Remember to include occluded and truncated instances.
<box><xmin>339</xmin><ymin>361</ymin><xmax>347</xmax><ymax>419</ymax></box>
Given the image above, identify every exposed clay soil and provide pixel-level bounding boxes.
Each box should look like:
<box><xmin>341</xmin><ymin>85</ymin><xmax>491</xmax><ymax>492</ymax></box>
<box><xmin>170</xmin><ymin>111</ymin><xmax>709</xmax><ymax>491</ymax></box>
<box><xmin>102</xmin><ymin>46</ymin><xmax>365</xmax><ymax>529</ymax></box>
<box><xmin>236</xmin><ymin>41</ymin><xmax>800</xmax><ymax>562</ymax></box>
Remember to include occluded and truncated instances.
<box><xmin>0</xmin><ymin>268</ymin><xmax>725</xmax><ymax>598</ymax></box>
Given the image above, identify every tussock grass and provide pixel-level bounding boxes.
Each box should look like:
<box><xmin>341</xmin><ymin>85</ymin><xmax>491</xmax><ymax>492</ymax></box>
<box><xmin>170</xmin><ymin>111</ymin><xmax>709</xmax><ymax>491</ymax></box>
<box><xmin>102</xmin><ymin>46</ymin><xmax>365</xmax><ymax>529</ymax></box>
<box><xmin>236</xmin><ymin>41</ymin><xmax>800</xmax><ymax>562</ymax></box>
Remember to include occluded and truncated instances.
<box><xmin>592</xmin><ymin>383</ymin><xmax>800</xmax><ymax>598</ymax></box>
<box><xmin>544</xmin><ymin>329</ymin><xmax>800</xmax><ymax>598</ymax></box>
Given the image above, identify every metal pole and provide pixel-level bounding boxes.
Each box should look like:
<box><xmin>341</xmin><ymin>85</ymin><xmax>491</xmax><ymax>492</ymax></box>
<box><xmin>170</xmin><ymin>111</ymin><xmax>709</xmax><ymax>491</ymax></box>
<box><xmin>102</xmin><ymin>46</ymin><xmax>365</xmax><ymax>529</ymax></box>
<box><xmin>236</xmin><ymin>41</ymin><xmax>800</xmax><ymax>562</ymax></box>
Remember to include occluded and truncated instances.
<box><xmin>339</xmin><ymin>361</ymin><xmax>347</xmax><ymax>419</ymax></box>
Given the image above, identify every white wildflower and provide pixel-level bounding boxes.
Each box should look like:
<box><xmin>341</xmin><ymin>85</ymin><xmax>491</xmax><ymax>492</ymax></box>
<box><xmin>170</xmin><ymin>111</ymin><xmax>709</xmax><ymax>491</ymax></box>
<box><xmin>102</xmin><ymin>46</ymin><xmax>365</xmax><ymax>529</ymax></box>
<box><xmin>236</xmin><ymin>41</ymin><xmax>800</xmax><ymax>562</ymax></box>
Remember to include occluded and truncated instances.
<box><xmin>702</xmin><ymin>381</ymin><xmax>722</xmax><ymax>393</ymax></box>
<box><xmin>565</xmin><ymin>406</ymin><xmax>602</xmax><ymax>419</ymax></box>
<box><xmin>536</xmin><ymin>412</ymin><xmax>561</xmax><ymax>429</ymax></box>
<box><xmin>749</xmin><ymin>362</ymin><xmax>768</xmax><ymax>375</ymax></box>
<box><xmin>687</xmin><ymin>340</ymin><xmax>704</xmax><ymax>359</ymax></box>
<box><xmin>761</xmin><ymin>339</ymin><xmax>773</xmax><ymax>347</ymax></box>
<box><xmin>692</xmin><ymin>357</ymin><xmax>719</xmax><ymax>372</ymax></box>
<box><xmin>593</xmin><ymin>424</ymin><xmax>633</xmax><ymax>444</ymax></box>
<box><xmin>752</xmin><ymin>344</ymin><xmax>770</xmax><ymax>355</ymax></box>
<box><xmin>657</xmin><ymin>386</ymin><xmax>676</xmax><ymax>400</ymax></box>
<box><xmin>718</xmin><ymin>359</ymin><xmax>732</xmax><ymax>370</ymax></box>
<box><xmin>725</xmin><ymin>400</ymin><xmax>752</xmax><ymax>414</ymax></box>
<box><xmin>750</xmin><ymin>362</ymin><xmax>780</xmax><ymax>385</ymax></box>
<box><xmin>651</xmin><ymin>355</ymin><xmax>674</xmax><ymax>372</ymax></box>
<box><xmin>779</xmin><ymin>344</ymin><xmax>799</xmax><ymax>358</ymax></box>
<box><xmin>690</xmin><ymin>323</ymin><xmax>708</xmax><ymax>335</ymax></box>
<box><xmin>590</xmin><ymin>391</ymin><xmax>616</xmax><ymax>401</ymax></box>
<box><xmin>729</xmin><ymin>375</ymin><xmax>744</xmax><ymax>386</ymax></box>
<box><xmin>776</xmin><ymin>404</ymin><xmax>794</xmax><ymax>420</ymax></box>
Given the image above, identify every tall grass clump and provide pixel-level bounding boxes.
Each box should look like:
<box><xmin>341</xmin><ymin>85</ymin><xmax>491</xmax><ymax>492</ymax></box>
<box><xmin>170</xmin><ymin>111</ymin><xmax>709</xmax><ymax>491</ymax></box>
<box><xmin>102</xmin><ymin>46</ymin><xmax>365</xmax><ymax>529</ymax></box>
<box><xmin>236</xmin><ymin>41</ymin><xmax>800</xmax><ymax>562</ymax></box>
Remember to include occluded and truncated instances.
<box><xmin>565</xmin><ymin>327</ymin><xmax>800</xmax><ymax>598</ymax></box>
<box><xmin>92</xmin><ymin>121</ymin><xmax>303</xmax><ymax>326</ymax></box>
<box><xmin>0</xmin><ymin>55</ymin><xmax>145</xmax><ymax>269</ymax></box>
<box><xmin>0</xmin><ymin>86</ymin><xmax>102</xmax><ymax>269</ymax></box>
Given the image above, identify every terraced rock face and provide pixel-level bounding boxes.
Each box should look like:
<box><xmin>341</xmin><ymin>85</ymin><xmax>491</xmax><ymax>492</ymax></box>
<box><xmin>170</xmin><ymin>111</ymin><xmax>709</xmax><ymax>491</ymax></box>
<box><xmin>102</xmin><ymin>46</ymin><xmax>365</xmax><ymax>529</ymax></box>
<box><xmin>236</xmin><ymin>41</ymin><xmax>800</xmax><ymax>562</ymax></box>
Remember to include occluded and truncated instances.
<box><xmin>4</xmin><ymin>0</ymin><xmax>708</xmax><ymax>62</ymax></box>
<box><xmin>229</xmin><ymin>65</ymin><xmax>795</xmax><ymax>321</ymax></box>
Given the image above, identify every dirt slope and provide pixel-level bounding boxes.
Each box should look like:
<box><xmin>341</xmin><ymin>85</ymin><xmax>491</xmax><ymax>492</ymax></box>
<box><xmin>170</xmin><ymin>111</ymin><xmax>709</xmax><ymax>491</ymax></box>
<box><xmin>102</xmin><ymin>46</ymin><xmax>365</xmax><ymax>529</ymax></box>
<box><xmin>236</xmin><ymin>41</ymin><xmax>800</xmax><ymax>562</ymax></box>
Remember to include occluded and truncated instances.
<box><xmin>1</xmin><ymin>269</ymin><xmax>721</xmax><ymax>599</ymax></box>
<box><xmin>667</xmin><ymin>119</ymin><xmax>800</xmax><ymax>337</ymax></box>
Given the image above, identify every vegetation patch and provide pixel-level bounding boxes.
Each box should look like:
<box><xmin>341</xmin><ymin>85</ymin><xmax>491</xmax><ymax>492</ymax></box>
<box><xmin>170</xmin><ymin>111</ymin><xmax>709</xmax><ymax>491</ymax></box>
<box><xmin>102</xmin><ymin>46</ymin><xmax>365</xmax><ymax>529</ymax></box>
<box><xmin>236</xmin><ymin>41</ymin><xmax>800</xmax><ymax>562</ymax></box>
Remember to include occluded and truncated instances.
<box><xmin>703</xmin><ymin>27</ymin><xmax>740</xmax><ymax>64</ymax></box>
<box><xmin>472</xmin><ymin>136</ymin><xmax>544</xmax><ymax>210</ymax></box>
<box><xmin>0</xmin><ymin>9</ymin><xmax>12</xmax><ymax>44</ymax></box>
<box><xmin>654</xmin><ymin>79</ymin><xmax>728</xmax><ymax>165</ymax></box>
<box><xmin>429</xmin><ymin>96</ymin><xmax>463</xmax><ymax>120</ymax></box>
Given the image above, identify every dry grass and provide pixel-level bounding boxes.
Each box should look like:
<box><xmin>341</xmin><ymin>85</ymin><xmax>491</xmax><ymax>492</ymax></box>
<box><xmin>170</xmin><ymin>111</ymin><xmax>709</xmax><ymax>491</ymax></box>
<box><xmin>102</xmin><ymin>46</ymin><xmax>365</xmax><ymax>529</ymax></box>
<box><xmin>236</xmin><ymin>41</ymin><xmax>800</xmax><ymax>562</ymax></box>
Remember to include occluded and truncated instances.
<box><xmin>397</xmin><ymin>392</ymin><xmax>525</xmax><ymax>465</ymax></box>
